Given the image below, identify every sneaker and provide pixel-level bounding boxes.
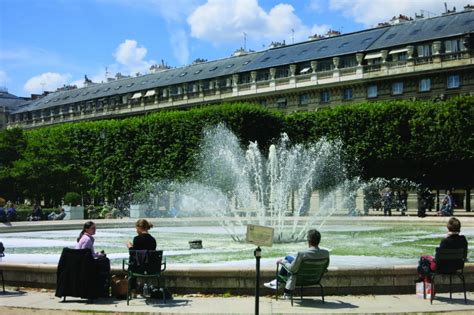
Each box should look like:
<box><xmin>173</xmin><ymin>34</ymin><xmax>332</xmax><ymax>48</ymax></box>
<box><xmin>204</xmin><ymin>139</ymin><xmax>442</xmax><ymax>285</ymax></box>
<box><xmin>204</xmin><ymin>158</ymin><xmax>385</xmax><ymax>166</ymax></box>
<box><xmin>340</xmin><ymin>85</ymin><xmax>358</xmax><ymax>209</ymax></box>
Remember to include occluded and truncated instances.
<box><xmin>283</xmin><ymin>293</ymin><xmax>292</xmax><ymax>300</ymax></box>
<box><xmin>264</xmin><ymin>279</ymin><xmax>277</xmax><ymax>289</ymax></box>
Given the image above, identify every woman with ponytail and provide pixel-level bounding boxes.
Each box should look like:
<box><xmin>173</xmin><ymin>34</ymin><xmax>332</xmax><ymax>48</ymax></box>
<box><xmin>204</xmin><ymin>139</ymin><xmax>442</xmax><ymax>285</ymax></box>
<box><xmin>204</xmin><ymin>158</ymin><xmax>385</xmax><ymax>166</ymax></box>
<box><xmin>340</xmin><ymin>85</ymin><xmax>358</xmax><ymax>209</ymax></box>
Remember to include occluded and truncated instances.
<box><xmin>76</xmin><ymin>221</ymin><xmax>105</xmax><ymax>258</ymax></box>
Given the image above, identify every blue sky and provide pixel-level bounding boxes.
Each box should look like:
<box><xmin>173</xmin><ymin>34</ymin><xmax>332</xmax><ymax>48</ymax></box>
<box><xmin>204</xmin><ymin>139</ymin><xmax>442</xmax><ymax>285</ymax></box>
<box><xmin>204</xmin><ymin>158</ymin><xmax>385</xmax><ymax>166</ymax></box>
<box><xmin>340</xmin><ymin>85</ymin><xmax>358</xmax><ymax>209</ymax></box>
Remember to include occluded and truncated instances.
<box><xmin>0</xmin><ymin>0</ymin><xmax>463</xmax><ymax>97</ymax></box>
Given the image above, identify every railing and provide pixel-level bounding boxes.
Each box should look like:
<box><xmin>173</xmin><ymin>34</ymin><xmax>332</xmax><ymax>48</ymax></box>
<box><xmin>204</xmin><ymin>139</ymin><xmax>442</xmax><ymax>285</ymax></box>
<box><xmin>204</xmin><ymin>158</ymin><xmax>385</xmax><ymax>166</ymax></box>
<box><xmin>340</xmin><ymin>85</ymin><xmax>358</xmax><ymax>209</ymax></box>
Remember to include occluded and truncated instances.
<box><xmin>340</xmin><ymin>67</ymin><xmax>357</xmax><ymax>75</ymax></box>
<box><xmin>414</xmin><ymin>57</ymin><xmax>433</xmax><ymax>65</ymax></box>
<box><xmin>363</xmin><ymin>64</ymin><xmax>381</xmax><ymax>73</ymax></box>
<box><xmin>386</xmin><ymin>60</ymin><xmax>407</xmax><ymax>68</ymax></box>
<box><xmin>441</xmin><ymin>52</ymin><xmax>464</xmax><ymax>61</ymax></box>
<box><xmin>318</xmin><ymin>70</ymin><xmax>333</xmax><ymax>79</ymax></box>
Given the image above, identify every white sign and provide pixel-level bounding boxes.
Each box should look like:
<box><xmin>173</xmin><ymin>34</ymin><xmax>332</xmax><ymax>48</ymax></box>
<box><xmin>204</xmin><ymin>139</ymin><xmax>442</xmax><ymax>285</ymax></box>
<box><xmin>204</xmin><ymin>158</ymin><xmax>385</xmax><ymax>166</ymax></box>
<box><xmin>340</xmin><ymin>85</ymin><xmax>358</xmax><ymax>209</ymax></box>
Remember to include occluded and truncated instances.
<box><xmin>246</xmin><ymin>224</ymin><xmax>274</xmax><ymax>247</ymax></box>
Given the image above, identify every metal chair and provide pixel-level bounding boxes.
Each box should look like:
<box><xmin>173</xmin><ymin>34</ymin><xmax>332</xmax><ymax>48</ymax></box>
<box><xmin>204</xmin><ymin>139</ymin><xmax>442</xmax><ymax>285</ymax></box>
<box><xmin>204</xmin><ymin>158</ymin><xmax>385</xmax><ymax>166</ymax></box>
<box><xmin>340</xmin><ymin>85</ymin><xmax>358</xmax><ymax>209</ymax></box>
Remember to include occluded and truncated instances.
<box><xmin>122</xmin><ymin>250</ymin><xmax>167</xmax><ymax>305</ymax></box>
<box><xmin>430</xmin><ymin>247</ymin><xmax>467</xmax><ymax>304</ymax></box>
<box><xmin>275</xmin><ymin>257</ymin><xmax>330</xmax><ymax>306</ymax></box>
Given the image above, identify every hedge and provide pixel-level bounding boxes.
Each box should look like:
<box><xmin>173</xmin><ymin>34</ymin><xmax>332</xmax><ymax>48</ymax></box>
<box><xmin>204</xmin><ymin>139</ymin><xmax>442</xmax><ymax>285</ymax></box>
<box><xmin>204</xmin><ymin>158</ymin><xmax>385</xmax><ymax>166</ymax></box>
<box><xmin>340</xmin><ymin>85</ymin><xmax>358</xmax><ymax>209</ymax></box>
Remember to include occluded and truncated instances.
<box><xmin>0</xmin><ymin>97</ymin><xmax>472</xmax><ymax>206</ymax></box>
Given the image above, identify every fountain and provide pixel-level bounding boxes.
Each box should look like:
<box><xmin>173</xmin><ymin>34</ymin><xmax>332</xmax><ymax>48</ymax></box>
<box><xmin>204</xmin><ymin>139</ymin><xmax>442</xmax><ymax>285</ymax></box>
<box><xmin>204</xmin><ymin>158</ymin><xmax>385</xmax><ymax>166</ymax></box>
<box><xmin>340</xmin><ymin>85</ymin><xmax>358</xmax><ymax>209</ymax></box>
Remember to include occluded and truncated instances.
<box><xmin>134</xmin><ymin>124</ymin><xmax>362</xmax><ymax>242</ymax></box>
<box><xmin>4</xmin><ymin>125</ymin><xmax>471</xmax><ymax>268</ymax></box>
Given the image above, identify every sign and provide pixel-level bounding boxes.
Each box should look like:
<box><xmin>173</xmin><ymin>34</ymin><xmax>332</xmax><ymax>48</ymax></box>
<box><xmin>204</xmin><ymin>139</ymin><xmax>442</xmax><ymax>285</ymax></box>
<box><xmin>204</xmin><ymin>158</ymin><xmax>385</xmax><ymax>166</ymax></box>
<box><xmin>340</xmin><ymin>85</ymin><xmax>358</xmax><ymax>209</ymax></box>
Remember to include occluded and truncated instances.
<box><xmin>246</xmin><ymin>224</ymin><xmax>274</xmax><ymax>247</ymax></box>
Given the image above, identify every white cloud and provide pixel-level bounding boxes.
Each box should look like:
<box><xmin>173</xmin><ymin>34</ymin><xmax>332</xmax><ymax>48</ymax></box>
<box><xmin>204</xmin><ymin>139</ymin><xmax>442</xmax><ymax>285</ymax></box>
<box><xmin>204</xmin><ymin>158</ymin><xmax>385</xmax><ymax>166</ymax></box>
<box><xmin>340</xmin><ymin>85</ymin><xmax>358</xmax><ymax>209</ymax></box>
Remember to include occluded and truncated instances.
<box><xmin>105</xmin><ymin>0</ymin><xmax>197</xmax><ymax>65</ymax></box>
<box><xmin>188</xmin><ymin>0</ymin><xmax>329</xmax><ymax>46</ymax></box>
<box><xmin>329</xmin><ymin>0</ymin><xmax>468</xmax><ymax>26</ymax></box>
<box><xmin>113</xmin><ymin>39</ymin><xmax>156</xmax><ymax>75</ymax></box>
<box><xmin>0</xmin><ymin>70</ymin><xmax>9</xmax><ymax>86</ymax></box>
<box><xmin>23</xmin><ymin>72</ymin><xmax>71</xmax><ymax>94</ymax></box>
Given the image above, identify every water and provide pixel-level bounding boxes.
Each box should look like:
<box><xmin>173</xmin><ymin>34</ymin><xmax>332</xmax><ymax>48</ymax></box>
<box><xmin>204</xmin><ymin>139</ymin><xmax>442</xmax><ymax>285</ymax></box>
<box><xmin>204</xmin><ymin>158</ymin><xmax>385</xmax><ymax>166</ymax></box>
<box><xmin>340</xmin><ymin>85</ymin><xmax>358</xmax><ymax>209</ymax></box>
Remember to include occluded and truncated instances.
<box><xmin>134</xmin><ymin>124</ymin><xmax>363</xmax><ymax>242</ymax></box>
<box><xmin>1</xmin><ymin>224</ymin><xmax>472</xmax><ymax>267</ymax></box>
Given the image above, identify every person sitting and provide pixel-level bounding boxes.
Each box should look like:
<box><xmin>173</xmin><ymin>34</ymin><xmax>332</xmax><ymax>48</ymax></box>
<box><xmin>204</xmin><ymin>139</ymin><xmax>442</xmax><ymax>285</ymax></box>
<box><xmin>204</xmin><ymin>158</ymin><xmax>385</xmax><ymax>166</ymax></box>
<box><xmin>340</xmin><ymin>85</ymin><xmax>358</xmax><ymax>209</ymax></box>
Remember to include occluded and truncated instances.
<box><xmin>6</xmin><ymin>202</ymin><xmax>17</xmax><ymax>222</ymax></box>
<box><xmin>76</xmin><ymin>221</ymin><xmax>110</xmax><ymax>297</ymax></box>
<box><xmin>439</xmin><ymin>217</ymin><xmax>468</xmax><ymax>257</ymax></box>
<box><xmin>439</xmin><ymin>190</ymin><xmax>455</xmax><ymax>216</ymax></box>
<box><xmin>127</xmin><ymin>219</ymin><xmax>157</xmax><ymax>250</ymax></box>
<box><xmin>28</xmin><ymin>204</ymin><xmax>43</xmax><ymax>221</ymax></box>
<box><xmin>417</xmin><ymin>217</ymin><xmax>468</xmax><ymax>282</ymax></box>
<box><xmin>126</xmin><ymin>219</ymin><xmax>157</xmax><ymax>296</ymax></box>
<box><xmin>0</xmin><ymin>206</ymin><xmax>6</xmax><ymax>223</ymax></box>
<box><xmin>48</xmin><ymin>207</ymin><xmax>66</xmax><ymax>220</ymax></box>
<box><xmin>264</xmin><ymin>229</ymin><xmax>330</xmax><ymax>297</ymax></box>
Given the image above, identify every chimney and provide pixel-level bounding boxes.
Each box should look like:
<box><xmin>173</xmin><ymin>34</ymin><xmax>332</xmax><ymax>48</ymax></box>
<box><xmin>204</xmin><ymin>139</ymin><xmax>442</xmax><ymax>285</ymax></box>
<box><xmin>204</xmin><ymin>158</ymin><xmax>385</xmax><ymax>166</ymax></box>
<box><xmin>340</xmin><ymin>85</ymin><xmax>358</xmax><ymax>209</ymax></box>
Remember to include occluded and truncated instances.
<box><xmin>326</xmin><ymin>29</ymin><xmax>341</xmax><ymax>37</ymax></box>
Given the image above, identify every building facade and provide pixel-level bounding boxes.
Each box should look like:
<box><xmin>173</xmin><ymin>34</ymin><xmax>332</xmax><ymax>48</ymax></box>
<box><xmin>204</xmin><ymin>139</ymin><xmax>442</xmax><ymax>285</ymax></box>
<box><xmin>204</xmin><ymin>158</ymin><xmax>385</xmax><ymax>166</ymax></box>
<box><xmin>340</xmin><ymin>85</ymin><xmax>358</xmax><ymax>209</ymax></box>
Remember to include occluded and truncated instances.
<box><xmin>7</xmin><ymin>8</ymin><xmax>474</xmax><ymax>129</ymax></box>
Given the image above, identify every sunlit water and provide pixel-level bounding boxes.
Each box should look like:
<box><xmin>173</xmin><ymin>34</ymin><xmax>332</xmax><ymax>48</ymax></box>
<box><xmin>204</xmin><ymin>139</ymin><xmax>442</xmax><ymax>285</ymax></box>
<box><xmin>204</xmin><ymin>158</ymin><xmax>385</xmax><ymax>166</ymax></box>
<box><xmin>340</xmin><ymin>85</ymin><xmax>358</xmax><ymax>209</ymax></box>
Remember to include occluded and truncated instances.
<box><xmin>2</xmin><ymin>224</ymin><xmax>472</xmax><ymax>267</ymax></box>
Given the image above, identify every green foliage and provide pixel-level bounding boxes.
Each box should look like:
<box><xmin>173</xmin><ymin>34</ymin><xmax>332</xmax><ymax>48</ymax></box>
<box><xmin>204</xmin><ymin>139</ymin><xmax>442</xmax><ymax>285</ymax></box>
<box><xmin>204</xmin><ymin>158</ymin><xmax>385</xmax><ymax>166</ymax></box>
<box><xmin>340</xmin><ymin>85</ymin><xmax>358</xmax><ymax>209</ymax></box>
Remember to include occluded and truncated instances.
<box><xmin>285</xmin><ymin>97</ymin><xmax>474</xmax><ymax>186</ymax></box>
<box><xmin>0</xmin><ymin>97</ymin><xmax>472</xmax><ymax>204</ymax></box>
<box><xmin>64</xmin><ymin>192</ymin><xmax>82</xmax><ymax>206</ymax></box>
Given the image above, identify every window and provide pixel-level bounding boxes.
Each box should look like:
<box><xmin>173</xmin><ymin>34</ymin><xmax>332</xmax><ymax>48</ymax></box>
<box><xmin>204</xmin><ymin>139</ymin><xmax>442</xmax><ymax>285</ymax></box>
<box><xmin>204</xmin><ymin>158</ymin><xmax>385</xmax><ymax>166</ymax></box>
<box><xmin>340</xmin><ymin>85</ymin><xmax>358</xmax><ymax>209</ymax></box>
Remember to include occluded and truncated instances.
<box><xmin>447</xmin><ymin>74</ymin><xmax>460</xmax><ymax>89</ymax></box>
<box><xmin>297</xmin><ymin>49</ymin><xmax>308</xmax><ymax>55</ymax></box>
<box><xmin>397</xmin><ymin>52</ymin><xmax>408</xmax><ymax>61</ymax></box>
<box><xmin>445</xmin><ymin>39</ymin><xmax>461</xmax><ymax>53</ymax></box>
<box><xmin>209</xmin><ymin>66</ymin><xmax>218</xmax><ymax>71</ymax></box>
<box><xmin>367</xmin><ymin>85</ymin><xmax>378</xmax><ymax>98</ymax></box>
<box><xmin>392</xmin><ymin>82</ymin><xmax>403</xmax><ymax>95</ymax></box>
<box><xmin>277</xmin><ymin>97</ymin><xmax>287</xmax><ymax>109</ymax></box>
<box><xmin>417</xmin><ymin>44</ymin><xmax>432</xmax><ymax>57</ymax></box>
<box><xmin>299</xmin><ymin>94</ymin><xmax>310</xmax><ymax>106</ymax></box>
<box><xmin>338</xmin><ymin>42</ymin><xmax>349</xmax><ymax>48</ymax></box>
<box><xmin>343</xmin><ymin>88</ymin><xmax>353</xmax><ymax>100</ymax></box>
<box><xmin>419</xmin><ymin>78</ymin><xmax>431</xmax><ymax>92</ymax></box>
<box><xmin>320</xmin><ymin>91</ymin><xmax>330</xmax><ymax>103</ymax></box>
<box><xmin>361</xmin><ymin>37</ymin><xmax>372</xmax><ymax>44</ymax></box>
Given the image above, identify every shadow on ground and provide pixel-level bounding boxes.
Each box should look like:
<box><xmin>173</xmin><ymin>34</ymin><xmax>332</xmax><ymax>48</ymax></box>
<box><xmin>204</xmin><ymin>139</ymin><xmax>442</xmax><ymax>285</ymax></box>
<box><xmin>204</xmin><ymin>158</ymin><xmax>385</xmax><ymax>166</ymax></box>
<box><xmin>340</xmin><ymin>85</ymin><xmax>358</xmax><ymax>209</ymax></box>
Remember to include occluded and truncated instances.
<box><xmin>145</xmin><ymin>298</ymin><xmax>190</xmax><ymax>308</ymax></box>
<box><xmin>291</xmin><ymin>298</ymin><xmax>358</xmax><ymax>309</ymax></box>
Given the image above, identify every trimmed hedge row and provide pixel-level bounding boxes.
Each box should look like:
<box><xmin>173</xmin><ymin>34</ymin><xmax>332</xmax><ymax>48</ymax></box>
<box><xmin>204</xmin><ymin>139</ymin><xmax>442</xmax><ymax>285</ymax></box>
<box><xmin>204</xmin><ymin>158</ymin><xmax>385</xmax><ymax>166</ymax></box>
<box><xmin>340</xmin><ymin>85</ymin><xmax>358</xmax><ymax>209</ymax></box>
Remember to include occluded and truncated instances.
<box><xmin>0</xmin><ymin>97</ymin><xmax>473</xmax><ymax>206</ymax></box>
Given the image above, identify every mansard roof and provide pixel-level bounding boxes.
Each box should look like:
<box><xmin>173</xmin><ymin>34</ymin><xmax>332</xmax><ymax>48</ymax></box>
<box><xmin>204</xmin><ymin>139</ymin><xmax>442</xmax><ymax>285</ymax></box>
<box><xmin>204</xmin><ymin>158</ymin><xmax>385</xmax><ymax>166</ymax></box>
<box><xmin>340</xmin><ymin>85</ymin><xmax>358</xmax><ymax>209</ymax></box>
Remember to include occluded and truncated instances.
<box><xmin>368</xmin><ymin>10</ymin><xmax>474</xmax><ymax>50</ymax></box>
<box><xmin>12</xmin><ymin>10</ymin><xmax>474</xmax><ymax>114</ymax></box>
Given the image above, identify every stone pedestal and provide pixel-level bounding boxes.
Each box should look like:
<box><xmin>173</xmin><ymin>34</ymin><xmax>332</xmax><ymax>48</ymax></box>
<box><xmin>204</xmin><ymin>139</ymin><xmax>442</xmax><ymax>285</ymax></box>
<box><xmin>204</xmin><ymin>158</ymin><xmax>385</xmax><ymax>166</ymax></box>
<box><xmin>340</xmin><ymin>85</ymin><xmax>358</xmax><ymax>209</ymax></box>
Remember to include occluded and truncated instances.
<box><xmin>355</xmin><ymin>189</ymin><xmax>365</xmax><ymax>211</ymax></box>
<box><xmin>64</xmin><ymin>206</ymin><xmax>84</xmax><ymax>220</ymax></box>
<box><xmin>308</xmin><ymin>190</ymin><xmax>320</xmax><ymax>215</ymax></box>
<box><xmin>130</xmin><ymin>204</ymin><xmax>148</xmax><ymax>218</ymax></box>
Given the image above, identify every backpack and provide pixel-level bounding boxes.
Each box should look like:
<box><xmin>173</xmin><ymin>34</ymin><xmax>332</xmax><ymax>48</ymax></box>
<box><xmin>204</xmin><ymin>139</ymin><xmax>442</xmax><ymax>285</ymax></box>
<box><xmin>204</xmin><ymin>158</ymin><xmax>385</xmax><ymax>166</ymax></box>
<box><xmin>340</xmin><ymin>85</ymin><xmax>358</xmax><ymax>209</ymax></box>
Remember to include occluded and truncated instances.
<box><xmin>417</xmin><ymin>255</ymin><xmax>436</xmax><ymax>281</ymax></box>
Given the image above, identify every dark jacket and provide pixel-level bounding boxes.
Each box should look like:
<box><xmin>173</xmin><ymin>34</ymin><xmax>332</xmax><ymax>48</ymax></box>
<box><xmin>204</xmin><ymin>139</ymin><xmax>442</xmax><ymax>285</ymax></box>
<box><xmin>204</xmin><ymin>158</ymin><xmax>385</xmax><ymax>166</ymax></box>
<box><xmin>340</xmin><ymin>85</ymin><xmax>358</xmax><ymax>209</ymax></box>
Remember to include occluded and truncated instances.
<box><xmin>55</xmin><ymin>248</ymin><xmax>101</xmax><ymax>299</ymax></box>
<box><xmin>439</xmin><ymin>233</ymin><xmax>468</xmax><ymax>259</ymax></box>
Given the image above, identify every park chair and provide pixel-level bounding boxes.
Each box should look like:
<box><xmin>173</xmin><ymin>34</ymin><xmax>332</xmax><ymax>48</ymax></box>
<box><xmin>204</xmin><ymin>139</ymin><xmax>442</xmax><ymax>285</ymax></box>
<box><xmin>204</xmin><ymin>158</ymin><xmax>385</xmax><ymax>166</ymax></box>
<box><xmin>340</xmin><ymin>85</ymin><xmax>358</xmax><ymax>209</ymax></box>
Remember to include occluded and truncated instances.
<box><xmin>122</xmin><ymin>250</ymin><xmax>167</xmax><ymax>305</ymax></box>
<box><xmin>275</xmin><ymin>257</ymin><xmax>330</xmax><ymax>306</ymax></box>
<box><xmin>430</xmin><ymin>247</ymin><xmax>467</xmax><ymax>304</ymax></box>
<box><xmin>55</xmin><ymin>248</ymin><xmax>108</xmax><ymax>301</ymax></box>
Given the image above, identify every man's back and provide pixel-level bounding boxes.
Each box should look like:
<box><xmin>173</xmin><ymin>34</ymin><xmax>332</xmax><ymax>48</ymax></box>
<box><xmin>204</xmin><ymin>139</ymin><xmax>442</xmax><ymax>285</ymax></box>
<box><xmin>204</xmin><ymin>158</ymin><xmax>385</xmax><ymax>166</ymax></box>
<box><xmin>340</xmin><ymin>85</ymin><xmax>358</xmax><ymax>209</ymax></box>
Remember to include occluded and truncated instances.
<box><xmin>287</xmin><ymin>247</ymin><xmax>330</xmax><ymax>274</ymax></box>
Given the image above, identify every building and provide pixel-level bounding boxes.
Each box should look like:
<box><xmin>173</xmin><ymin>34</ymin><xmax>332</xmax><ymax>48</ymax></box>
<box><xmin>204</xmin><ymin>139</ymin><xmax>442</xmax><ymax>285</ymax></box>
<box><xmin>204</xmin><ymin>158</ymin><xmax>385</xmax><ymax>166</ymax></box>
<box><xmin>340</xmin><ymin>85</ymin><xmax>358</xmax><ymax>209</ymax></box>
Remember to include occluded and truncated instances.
<box><xmin>7</xmin><ymin>7</ymin><xmax>474</xmax><ymax>129</ymax></box>
<box><xmin>0</xmin><ymin>88</ymin><xmax>31</xmax><ymax>130</ymax></box>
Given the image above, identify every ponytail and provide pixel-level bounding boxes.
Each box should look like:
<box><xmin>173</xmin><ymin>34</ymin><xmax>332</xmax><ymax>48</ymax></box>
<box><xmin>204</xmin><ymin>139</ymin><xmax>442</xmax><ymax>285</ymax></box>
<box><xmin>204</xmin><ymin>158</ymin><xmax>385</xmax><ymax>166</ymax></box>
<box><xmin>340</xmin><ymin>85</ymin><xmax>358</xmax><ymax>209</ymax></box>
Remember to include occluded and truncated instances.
<box><xmin>77</xmin><ymin>221</ymin><xmax>95</xmax><ymax>242</ymax></box>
